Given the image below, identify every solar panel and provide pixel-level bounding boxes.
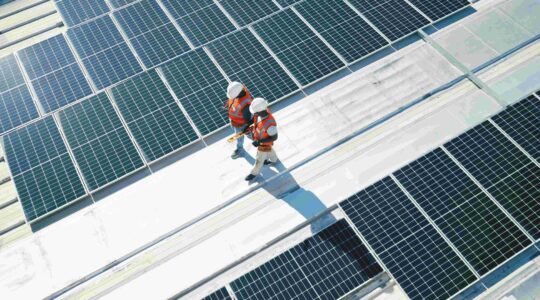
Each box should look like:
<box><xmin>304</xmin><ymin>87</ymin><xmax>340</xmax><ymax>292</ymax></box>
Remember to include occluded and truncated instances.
<box><xmin>394</xmin><ymin>149</ymin><xmax>482</xmax><ymax>221</ymax></box>
<box><xmin>67</xmin><ymin>16</ymin><xmax>143</xmax><ymax>90</ymax></box>
<box><xmin>341</xmin><ymin>177</ymin><xmax>430</xmax><ymax>254</ymax></box>
<box><xmin>444</xmin><ymin>121</ymin><xmax>532</xmax><ymax>189</ymax></box>
<box><xmin>202</xmin><ymin>287</ymin><xmax>232</xmax><ymax>300</ymax></box>
<box><xmin>57</xmin><ymin>93</ymin><xmax>144</xmax><ymax>191</ymax></box>
<box><xmin>161</xmin><ymin>0</ymin><xmax>236</xmax><ymax>47</ymax></box>
<box><xmin>341</xmin><ymin>177</ymin><xmax>477</xmax><ymax>300</ymax></box>
<box><xmin>0</xmin><ymin>85</ymin><xmax>39</xmax><ymax>135</ymax></box>
<box><xmin>0</xmin><ymin>54</ymin><xmax>25</xmax><ymax>93</ymax></box>
<box><xmin>395</xmin><ymin>149</ymin><xmax>531</xmax><ymax>275</ymax></box>
<box><xmin>378</xmin><ymin>225</ymin><xmax>477</xmax><ymax>300</ymax></box>
<box><xmin>408</xmin><ymin>0</ymin><xmax>470</xmax><ymax>22</ymax></box>
<box><xmin>289</xmin><ymin>219</ymin><xmax>382</xmax><ymax>299</ymax></box>
<box><xmin>219</xmin><ymin>0</ymin><xmax>280</xmax><ymax>26</ymax></box>
<box><xmin>348</xmin><ymin>0</ymin><xmax>430</xmax><ymax>41</ymax></box>
<box><xmin>295</xmin><ymin>0</ymin><xmax>389</xmax><ymax>63</ymax></box>
<box><xmin>18</xmin><ymin>35</ymin><xmax>93</xmax><ymax>112</ymax></box>
<box><xmin>253</xmin><ymin>9</ymin><xmax>345</xmax><ymax>85</ymax></box>
<box><xmin>488</xmin><ymin>164</ymin><xmax>540</xmax><ymax>240</ymax></box>
<box><xmin>110</xmin><ymin>70</ymin><xmax>199</xmax><ymax>162</ymax></box>
<box><xmin>3</xmin><ymin>117</ymin><xmax>86</xmax><ymax>221</ymax></box>
<box><xmin>230</xmin><ymin>219</ymin><xmax>380</xmax><ymax>299</ymax></box>
<box><xmin>274</xmin><ymin>0</ymin><xmax>301</xmax><ymax>7</ymax></box>
<box><xmin>160</xmin><ymin>49</ymin><xmax>229</xmax><ymax>136</ymax></box>
<box><xmin>207</xmin><ymin>29</ymin><xmax>298</xmax><ymax>102</ymax></box>
<box><xmin>113</xmin><ymin>0</ymin><xmax>191</xmax><ymax>68</ymax></box>
<box><xmin>109</xmin><ymin>0</ymin><xmax>137</xmax><ymax>9</ymax></box>
<box><xmin>492</xmin><ymin>95</ymin><xmax>539</xmax><ymax>161</ymax></box>
<box><xmin>55</xmin><ymin>0</ymin><xmax>110</xmax><ymax>27</ymax></box>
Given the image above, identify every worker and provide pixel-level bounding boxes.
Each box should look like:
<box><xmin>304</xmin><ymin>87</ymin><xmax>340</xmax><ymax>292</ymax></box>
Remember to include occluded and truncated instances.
<box><xmin>245</xmin><ymin>98</ymin><xmax>278</xmax><ymax>181</ymax></box>
<box><xmin>225</xmin><ymin>81</ymin><xmax>252</xmax><ymax>159</ymax></box>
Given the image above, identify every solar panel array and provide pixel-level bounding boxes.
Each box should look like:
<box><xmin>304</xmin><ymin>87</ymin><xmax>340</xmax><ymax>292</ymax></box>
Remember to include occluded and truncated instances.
<box><xmin>202</xmin><ymin>287</ymin><xmax>233</xmax><ymax>300</ymax></box>
<box><xmin>223</xmin><ymin>219</ymin><xmax>381</xmax><ymax>300</ymax></box>
<box><xmin>2</xmin><ymin>0</ymin><xmax>471</xmax><ymax>221</ymax></box>
<box><xmin>339</xmin><ymin>93</ymin><xmax>540</xmax><ymax>299</ymax></box>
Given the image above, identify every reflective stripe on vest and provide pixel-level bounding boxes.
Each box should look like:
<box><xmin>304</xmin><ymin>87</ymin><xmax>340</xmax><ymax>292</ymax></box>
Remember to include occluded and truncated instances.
<box><xmin>254</xmin><ymin>114</ymin><xmax>276</xmax><ymax>146</ymax></box>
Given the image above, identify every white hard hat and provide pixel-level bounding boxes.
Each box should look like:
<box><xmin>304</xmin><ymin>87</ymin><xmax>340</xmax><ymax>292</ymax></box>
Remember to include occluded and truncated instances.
<box><xmin>227</xmin><ymin>81</ymin><xmax>243</xmax><ymax>99</ymax></box>
<box><xmin>250</xmin><ymin>97</ymin><xmax>268</xmax><ymax>114</ymax></box>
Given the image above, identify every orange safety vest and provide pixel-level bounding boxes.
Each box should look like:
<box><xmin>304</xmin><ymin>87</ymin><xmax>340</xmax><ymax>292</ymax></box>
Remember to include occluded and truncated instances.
<box><xmin>252</xmin><ymin>111</ymin><xmax>276</xmax><ymax>152</ymax></box>
<box><xmin>227</xmin><ymin>87</ymin><xmax>252</xmax><ymax>128</ymax></box>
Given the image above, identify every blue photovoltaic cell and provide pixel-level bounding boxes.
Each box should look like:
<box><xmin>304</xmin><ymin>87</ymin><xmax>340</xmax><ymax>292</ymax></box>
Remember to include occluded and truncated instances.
<box><xmin>202</xmin><ymin>287</ymin><xmax>232</xmax><ymax>300</ymax></box>
<box><xmin>0</xmin><ymin>85</ymin><xmax>39</xmax><ymax>135</ymax></box>
<box><xmin>253</xmin><ymin>10</ymin><xmax>345</xmax><ymax>86</ymax></box>
<box><xmin>341</xmin><ymin>177</ymin><xmax>476</xmax><ymax>300</ymax></box>
<box><xmin>56</xmin><ymin>0</ymin><xmax>109</xmax><ymax>27</ymax></box>
<box><xmin>296</xmin><ymin>0</ymin><xmax>389</xmax><ymax>63</ymax></box>
<box><xmin>18</xmin><ymin>34</ymin><xmax>93</xmax><ymax>112</ymax></box>
<box><xmin>231</xmin><ymin>219</ymin><xmax>381</xmax><ymax>300</ymax></box>
<box><xmin>111</xmin><ymin>70</ymin><xmax>199</xmax><ymax>162</ymax></box>
<box><xmin>3</xmin><ymin>117</ymin><xmax>86</xmax><ymax>221</ymax></box>
<box><xmin>207</xmin><ymin>29</ymin><xmax>298</xmax><ymax>102</ymax></box>
<box><xmin>67</xmin><ymin>16</ymin><xmax>143</xmax><ymax>89</ymax></box>
<box><xmin>161</xmin><ymin>0</ymin><xmax>236</xmax><ymax>46</ymax></box>
<box><xmin>114</xmin><ymin>0</ymin><xmax>191</xmax><ymax>68</ymax></box>
<box><xmin>161</xmin><ymin>49</ymin><xmax>229</xmax><ymax>136</ymax></box>
<box><xmin>275</xmin><ymin>0</ymin><xmax>300</xmax><ymax>7</ymax></box>
<box><xmin>219</xmin><ymin>0</ymin><xmax>279</xmax><ymax>26</ymax></box>
<box><xmin>395</xmin><ymin>148</ymin><xmax>531</xmax><ymax>275</ymax></box>
<box><xmin>488</xmin><ymin>164</ymin><xmax>540</xmax><ymax>240</ymax></box>
<box><xmin>0</xmin><ymin>54</ymin><xmax>25</xmax><ymax>93</ymax></box>
<box><xmin>492</xmin><ymin>95</ymin><xmax>539</xmax><ymax>161</ymax></box>
<box><xmin>408</xmin><ymin>0</ymin><xmax>470</xmax><ymax>21</ymax></box>
<box><xmin>349</xmin><ymin>0</ymin><xmax>430</xmax><ymax>41</ymax></box>
<box><xmin>58</xmin><ymin>93</ymin><xmax>144</xmax><ymax>191</ymax></box>
<box><xmin>444</xmin><ymin>121</ymin><xmax>531</xmax><ymax>189</ymax></box>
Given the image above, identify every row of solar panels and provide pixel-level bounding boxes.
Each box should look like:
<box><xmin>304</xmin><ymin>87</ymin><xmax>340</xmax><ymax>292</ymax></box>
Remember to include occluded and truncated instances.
<box><xmin>200</xmin><ymin>92</ymin><xmax>540</xmax><ymax>300</ymax></box>
<box><xmin>0</xmin><ymin>0</ymin><xmax>472</xmax><ymax>222</ymax></box>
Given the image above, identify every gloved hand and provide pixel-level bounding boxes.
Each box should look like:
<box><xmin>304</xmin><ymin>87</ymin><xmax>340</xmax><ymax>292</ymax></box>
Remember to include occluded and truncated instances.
<box><xmin>252</xmin><ymin>140</ymin><xmax>260</xmax><ymax>147</ymax></box>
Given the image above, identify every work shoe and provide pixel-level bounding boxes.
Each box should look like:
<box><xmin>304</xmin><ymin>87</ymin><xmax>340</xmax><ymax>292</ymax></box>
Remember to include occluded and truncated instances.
<box><xmin>245</xmin><ymin>174</ymin><xmax>256</xmax><ymax>181</ymax></box>
<box><xmin>231</xmin><ymin>149</ymin><xmax>242</xmax><ymax>159</ymax></box>
<box><xmin>264</xmin><ymin>160</ymin><xmax>275</xmax><ymax>166</ymax></box>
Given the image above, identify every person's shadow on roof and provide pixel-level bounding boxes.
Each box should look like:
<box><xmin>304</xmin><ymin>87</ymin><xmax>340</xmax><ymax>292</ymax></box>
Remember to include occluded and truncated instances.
<box><xmin>242</xmin><ymin>153</ymin><xmax>336</xmax><ymax>233</ymax></box>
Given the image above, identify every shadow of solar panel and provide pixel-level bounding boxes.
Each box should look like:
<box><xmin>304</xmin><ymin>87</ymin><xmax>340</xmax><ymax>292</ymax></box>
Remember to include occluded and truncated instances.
<box><xmin>349</xmin><ymin>0</ymin><xmax>430</xmax><ymax>41</ymax></box>
<box><xmin>340</xmin><ymin>178</ymin><xmax>477</xmax><ymax>299</ymax></box>
<box><xmin>445</xmin><ymin>121</ymin><xmax>531</xmax><ymax>189</ymax></box>
<box><xmin>219</xmin><ymin>0</ymin><xmax>280</xmax><ymax>26</ymax></box>
<box><xmin>0</xmin><ymin>84</ymin><xmax>38</xmax><ymax>135</ymax></box>
<box><xmin>341</xmin><ymin>177</ymin><xmax>430</xmax><ymax>253</ymax></box>
<box><xmin>55</xmin><ymin>0</ymin><xmax>109</xmax><ymax>27</ymax></box>
<box><xmin>3</xmin><ymin>117</ymin><xmax>86</xmax><ymax>221</ymax></box>
<box><xmin>114</xmin><ymin>0</ymin><xmax>191</xmax><ymax>68</ymax></box>
<box><xmin>231</xmin><ymin>219</ymin><xmax>380</xmax><ymax>300</ymax></box>
<box><xmin>290</xmin><ymin>219</ymin><xmax>382</xmax><ymax>299</ymax></box>
<box><xmin>253</xmin><ymin>10</ymin><xmax>344</xmax><ymax>86</ymax></box>
<box><xmin>492</xmin><ymin>95</ymin><xmax>539</xmax><ymax>161</ymax></box>
<box><xmin>58</xmin><ymin>93</ymin><xmax>144</xmax><ymax>191</ymax></box>
<box><xmin>395</xmin><ymin>149</ymin><xmax>482</xmax><ymax>220</ymax></box>
<box><xmin>111</xmin><ymin>70</ymin><xmax>199</xmax><ymax>162</ymax></box>
<box><xmin>161</xmin><ymin>0</ymin><xmax>236</xmax><ymax>47</ymax></box>
<box><xmin>67</xmin><ymin>16</ymin><xmax>143</xmax><ymax>90</ymax></box>
<box><xmin>202</xmin><ymin>287</ymin><xmax>232</xmax><ymax>300</ymax></box>
<box><xmin>408</xmin><ymin>0</ymin><xmax>470</xmax><ymax>22</ymax></box>
<box><xmin>0</xmin><ymin>54</ymin><xmax>25</xmax><ymax>92</ymax></box>
<box><xmin>161</xmin><ymin>49</ymin><xmax>229</xmax><ymax>136</ymax></box>
<box><xmin>207</xmin><ymin>29</ymin><xmax>298</xmax><ymax>102</ymax></box>
<box><xmin>296</xmin><ymin>0</ymin><xmax>389</xmax><ymax>63</ymax></box>
<box><xmin>488</xmin><ymin>164</ymin><xmax>540</xmax><ymax>240</ymax></box>
<box><xmin>378</xmin><ymin>225</ymin><xmax>477</xmax><ymax>300</ymax></box>
<box><xmin>18</xmin><ymin>35</ymin><xmax>93</xmax><ymax>112</ymax></box>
